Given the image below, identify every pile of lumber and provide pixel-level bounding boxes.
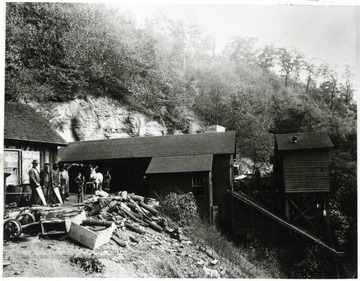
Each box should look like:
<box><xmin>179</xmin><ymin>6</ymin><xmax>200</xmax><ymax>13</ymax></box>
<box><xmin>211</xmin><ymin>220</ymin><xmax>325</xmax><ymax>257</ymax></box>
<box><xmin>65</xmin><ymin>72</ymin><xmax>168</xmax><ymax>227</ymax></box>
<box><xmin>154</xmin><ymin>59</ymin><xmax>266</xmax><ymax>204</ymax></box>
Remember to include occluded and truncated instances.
<box><xmin>67</xmin><ymin>192</ymin><xmax>185</xmax><ymax>249</ymax></box>
<box><xmin>4</xmin><ymin>191</ymin><xmax>186</xmax><ymax>251</ymax></box>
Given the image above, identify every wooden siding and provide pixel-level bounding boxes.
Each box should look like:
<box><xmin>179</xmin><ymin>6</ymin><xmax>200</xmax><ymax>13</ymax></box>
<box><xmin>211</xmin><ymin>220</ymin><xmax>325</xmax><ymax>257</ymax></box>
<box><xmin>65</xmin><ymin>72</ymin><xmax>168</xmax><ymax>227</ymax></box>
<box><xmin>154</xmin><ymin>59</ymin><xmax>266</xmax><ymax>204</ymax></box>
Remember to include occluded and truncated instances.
<box><xmin>4</xmin><ymin>140</ymin><xmax>60</xmax><ymax>186</ymax></box>
<box><xmin>283</xmin><ymin>149</ymin><xmax>330</xmax><ymax>193</ymax></box>
<box><xmin>148</xmin><ymin>172</ymin><xmax>207</xmax><ymax>195</ymax></box>
<box><xmin>212</xmin><ymin>154</ymin><xmax>233</xmax><ymax>225</ymax></box>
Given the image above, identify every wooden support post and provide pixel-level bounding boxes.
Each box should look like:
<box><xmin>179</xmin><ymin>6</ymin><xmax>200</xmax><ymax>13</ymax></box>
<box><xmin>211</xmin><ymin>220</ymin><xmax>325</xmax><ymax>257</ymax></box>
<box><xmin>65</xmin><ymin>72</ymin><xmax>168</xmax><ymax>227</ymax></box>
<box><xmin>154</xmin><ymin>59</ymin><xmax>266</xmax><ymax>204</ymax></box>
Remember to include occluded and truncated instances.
<box><xmin>323</xmin><ymin>192</ymin><xmax>339</xmax><ymax>278</ymax></box>
<box><xmin>285</xmin><ymin>196</ymin><xmax>291</xmax><ymax>221</ymax></box>
<box><xmin>323</xmin><ymin>193</ymin><xmax>333</xmax><ymax>245</ymax></box>
<box><xmin>230</xmin><ymin>155</ymin><xmax>234</xmax><ymax>191</ymax></box>
<box><xmin>287</xmin><ymin>196</ymin><xmax>319</xmax><ymax>233</ymax></box>
<box><xmin>81</xmin><ymin>177</ymin><xmax>85</xmax><ymax>203</ymax></box>
<box><xmin>208</xmin><ymin>171</ymin><xmax>213</xmax><ymax>225</ymax></box>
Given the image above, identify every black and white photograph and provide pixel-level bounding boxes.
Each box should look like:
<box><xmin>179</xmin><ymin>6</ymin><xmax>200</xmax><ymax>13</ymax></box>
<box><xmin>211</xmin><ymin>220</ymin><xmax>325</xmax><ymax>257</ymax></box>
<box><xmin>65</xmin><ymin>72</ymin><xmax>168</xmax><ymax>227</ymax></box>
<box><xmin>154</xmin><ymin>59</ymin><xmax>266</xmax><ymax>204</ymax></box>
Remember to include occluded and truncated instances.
<box><xmin>1</xmin><ymin>0</ymin><xmax>358</xmax><ymax>278</ymax></box>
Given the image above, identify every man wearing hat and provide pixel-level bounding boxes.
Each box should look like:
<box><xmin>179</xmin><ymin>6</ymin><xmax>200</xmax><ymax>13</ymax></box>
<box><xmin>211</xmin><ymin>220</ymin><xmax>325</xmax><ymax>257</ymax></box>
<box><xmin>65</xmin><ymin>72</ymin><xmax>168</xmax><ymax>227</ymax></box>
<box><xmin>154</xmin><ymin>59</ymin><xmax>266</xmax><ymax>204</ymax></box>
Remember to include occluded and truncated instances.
<box><xmin>40</xmin><ymin>163</ymin><xmax>52</xmax><ymax>203</ymax></box>
<box><xmin>29</xmin><ymin>159</ymin><xmax>41</xmax><ymax>206</ymax></box>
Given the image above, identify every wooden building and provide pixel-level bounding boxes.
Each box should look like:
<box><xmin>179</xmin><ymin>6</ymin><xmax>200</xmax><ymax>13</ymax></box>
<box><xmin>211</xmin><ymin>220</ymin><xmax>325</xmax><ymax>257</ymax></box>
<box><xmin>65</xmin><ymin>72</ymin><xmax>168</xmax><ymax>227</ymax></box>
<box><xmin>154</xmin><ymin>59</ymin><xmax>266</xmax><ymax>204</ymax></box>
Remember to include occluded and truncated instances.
<box><xmin>4</xmin><ymin>102</ymin><xmax>67</xmax><ymax>187</ymax></box>
<box><xmin>58</xmin><ymin>131</ymin><xmax>236</xmax><ymax>225</ymax></box>
<box><xmin>231</xmin><ymin>132</ymin><xmax>340</xmax><ymax>258</ymax></box>
<box><xmin>273</xmin><ymin>132</ymin><xmax>334</xmax><ymax>193</ymax></box>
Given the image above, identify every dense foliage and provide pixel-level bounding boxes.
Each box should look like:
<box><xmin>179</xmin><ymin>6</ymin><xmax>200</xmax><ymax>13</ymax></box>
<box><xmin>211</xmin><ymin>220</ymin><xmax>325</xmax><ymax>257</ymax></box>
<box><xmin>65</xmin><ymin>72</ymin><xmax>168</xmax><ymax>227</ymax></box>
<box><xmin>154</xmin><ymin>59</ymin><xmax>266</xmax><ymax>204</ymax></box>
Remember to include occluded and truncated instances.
<box><xmin>159</xmin><ymin>192</ymin><xmax>199</xmax><ymax>226</ymax></box>
<box><xmin>5</xmin><ymin>3</ymin><xmax>356</xmax><ymax>278</ymax></box>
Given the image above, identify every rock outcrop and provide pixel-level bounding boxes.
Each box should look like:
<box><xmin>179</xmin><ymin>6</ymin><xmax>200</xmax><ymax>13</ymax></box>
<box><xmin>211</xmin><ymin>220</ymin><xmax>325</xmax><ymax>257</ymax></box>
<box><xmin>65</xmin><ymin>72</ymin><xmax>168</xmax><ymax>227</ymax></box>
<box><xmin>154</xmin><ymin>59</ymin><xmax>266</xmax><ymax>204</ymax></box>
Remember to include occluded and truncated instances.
<box><xmin>29</xmin><ymin>97</ymin><xmax>204</xmax><ymax>142</ymax></box>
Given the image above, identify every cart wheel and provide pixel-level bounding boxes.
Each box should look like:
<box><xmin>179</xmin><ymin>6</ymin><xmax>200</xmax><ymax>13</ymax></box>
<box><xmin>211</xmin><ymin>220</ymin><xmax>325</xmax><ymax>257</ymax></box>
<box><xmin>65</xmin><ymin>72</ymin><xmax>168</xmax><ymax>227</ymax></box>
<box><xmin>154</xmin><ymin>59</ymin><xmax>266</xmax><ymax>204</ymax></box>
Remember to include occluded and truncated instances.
<box><xmin>30</xmin><ymin>209</ymin><xmax>45</xmax><ymax>221</ymax></box>
<box><xmin>16</xmin><ymin>212</ymin><xmax>36</xmax><ymax>225</ymax></box>
<box><xmin>4</xmin><ymin>219</ymin><xmax>22</xmax><ymax>240</ymax></box>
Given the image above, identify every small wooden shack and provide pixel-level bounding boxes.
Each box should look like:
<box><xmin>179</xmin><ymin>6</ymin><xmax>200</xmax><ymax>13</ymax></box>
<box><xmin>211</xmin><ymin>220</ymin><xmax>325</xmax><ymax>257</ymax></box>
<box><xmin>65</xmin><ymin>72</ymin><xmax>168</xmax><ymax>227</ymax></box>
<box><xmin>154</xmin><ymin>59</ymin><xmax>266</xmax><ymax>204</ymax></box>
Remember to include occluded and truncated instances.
<box><xmin>273</xmin><ymin>132</ymin><xmax>334</xmax><ymax>193</ymax></box>
<box><xmin>4</xmin><ymin>102</ymin><xmax>67</xmax><ymax>187</ymax></box>
<box><xmin>58</xmin><ymin>131</ymin><xmax>236</xmax><ymax>225</ymax></box>
<box><xmin>231</xmin><ymin>132</ymin><xmax>339</xmax><ymax>256</ymax></box>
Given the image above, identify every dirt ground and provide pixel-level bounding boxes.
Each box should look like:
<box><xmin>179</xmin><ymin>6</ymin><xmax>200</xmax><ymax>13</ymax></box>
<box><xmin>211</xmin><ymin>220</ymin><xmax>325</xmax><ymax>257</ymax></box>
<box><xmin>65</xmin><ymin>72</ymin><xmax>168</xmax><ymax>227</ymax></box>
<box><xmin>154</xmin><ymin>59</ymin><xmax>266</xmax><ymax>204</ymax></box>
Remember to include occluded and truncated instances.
<box><xmin>3</xmin><ymin>194</ymin><xmax>264</xmax><ymax>278</ymax></box>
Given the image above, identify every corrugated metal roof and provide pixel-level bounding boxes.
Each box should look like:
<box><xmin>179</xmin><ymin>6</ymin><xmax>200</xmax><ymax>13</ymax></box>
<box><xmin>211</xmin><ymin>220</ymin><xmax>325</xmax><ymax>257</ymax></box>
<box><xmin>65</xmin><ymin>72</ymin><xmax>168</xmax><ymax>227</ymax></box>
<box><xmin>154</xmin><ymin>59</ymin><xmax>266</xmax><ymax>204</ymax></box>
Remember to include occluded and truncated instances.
<box><xmin>4</xmin><ymin>102</ymin><xmax>67</xmax><ymax>146</ymax></box>
<box><xmin>146</xmin><ymin>155</ymin><xmax>213</xmax><ymax>174</ymax></box>
<box><xmin>58</xmin><ymin>131</ymin><xmax>236</xmax><ymax>162</ymax></box>
<box><xmin>276</xmin><ymin>132</ymin><xmax>334</xmax><ymax>151</ymax></box>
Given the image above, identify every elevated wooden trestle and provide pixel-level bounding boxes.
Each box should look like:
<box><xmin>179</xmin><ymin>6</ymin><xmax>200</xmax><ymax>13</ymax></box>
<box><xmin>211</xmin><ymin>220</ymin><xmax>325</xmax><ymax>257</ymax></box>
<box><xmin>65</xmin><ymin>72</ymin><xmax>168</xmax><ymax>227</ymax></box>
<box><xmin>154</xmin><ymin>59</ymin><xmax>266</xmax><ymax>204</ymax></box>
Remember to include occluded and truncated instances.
<box><xmin>230</xmin><ymin>190</ymin><xmax>342</xmax><ymax>257</ymax></box>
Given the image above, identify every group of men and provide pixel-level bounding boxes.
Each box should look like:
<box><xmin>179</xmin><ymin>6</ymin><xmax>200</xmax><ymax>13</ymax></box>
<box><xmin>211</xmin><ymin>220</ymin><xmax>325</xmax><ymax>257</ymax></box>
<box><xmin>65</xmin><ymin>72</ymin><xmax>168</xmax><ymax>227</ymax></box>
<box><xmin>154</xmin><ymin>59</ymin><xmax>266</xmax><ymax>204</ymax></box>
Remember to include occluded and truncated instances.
<box><xmin>28</xmin><ymin>160</ymin><xmax>69</xmax><ymax>206</ymax></box>
<box><xmin>28</xmin><ymin>160</ymin><xmax>112</xmax><ymax>206</ymax></box>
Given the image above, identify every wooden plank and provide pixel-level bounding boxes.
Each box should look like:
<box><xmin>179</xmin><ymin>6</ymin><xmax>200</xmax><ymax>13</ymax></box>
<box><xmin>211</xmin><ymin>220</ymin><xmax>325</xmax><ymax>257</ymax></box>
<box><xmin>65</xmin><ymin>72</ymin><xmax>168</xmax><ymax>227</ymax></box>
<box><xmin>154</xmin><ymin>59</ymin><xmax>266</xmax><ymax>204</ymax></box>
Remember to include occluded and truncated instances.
<box><xmin>111</xmin><ymin>235</ymin><xmax>127</xmax><ymax>247</ymax></box>
<box><xmin>36</xmin><ymin>187</ymin><xmax>47</xmax><ymax>206</ymax></box>
<box><xmin>209</xmin><ymin>171</ymin><xmax>213</xmax><ymax>224</ymax></box>
<box><xmin>53</xmin><ymin>187</ymin><xmax>63</xmax><ymax>204</ymax></box>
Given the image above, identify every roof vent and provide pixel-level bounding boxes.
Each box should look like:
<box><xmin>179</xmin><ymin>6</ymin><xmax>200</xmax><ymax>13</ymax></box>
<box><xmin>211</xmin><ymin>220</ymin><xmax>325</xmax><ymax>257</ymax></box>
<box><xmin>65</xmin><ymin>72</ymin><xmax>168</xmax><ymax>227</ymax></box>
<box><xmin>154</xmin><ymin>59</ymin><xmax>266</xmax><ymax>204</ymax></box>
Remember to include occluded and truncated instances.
<box><xmin>291</xmin><ymin>136</ymin><xmax>298</xmax><ymax>143</ymax></box>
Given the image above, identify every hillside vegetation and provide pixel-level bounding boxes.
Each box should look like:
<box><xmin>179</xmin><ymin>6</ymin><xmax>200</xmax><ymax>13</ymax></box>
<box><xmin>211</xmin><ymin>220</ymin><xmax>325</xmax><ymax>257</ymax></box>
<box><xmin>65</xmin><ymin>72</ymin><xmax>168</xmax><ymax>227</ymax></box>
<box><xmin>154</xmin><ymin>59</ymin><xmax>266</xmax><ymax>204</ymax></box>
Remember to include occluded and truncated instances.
<box><xmin>5</xmin><ymin>3</ymin><xmax>357</xmax><ymax>278</ymax></box>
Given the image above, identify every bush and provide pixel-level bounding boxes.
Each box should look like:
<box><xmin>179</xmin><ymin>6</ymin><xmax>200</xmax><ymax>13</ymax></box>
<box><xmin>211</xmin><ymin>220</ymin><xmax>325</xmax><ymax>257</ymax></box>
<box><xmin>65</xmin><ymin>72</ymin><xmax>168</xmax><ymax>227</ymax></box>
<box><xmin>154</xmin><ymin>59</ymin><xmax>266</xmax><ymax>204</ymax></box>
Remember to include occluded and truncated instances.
<box><xmin>158</xmin><ymin>192</ymin><xmax>199</xmax><ymax>226</ymax></box>
<box><xmin>70</xmin><ymin>254</ymin><xmax>105</xmax><ymax>274</ymax></box>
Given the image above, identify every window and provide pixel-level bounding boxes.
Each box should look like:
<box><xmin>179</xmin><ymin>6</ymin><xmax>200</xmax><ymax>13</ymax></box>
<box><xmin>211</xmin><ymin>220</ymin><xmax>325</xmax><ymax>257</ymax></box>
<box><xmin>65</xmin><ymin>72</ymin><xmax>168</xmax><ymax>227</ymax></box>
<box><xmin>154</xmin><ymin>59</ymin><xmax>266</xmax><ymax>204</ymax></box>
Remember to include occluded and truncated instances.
<box><xmin>192</xmin><ymin>177</ymin><xmax>203</xmax><ymax>187</ymax></box>
<box><xmin>4</xmin><ymin>150</ymin><xmax>20</xmax><ymax>186</ymax></box>
<box><xmin>192</xmin><ymin>177</ymin><xmax>204</xmax><ymax>197</ymax></box>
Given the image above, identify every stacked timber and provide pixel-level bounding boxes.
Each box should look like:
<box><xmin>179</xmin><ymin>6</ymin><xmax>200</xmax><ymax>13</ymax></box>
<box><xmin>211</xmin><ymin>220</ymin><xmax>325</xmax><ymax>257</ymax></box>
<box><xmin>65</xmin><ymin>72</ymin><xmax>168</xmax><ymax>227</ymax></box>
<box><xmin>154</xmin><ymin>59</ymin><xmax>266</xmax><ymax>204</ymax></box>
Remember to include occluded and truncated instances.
<box><xmin>83</xmin><ymin>192</ymin><xmax>181</xmax><ymax>237</ymax></box>
<box><xmin>65</xmin><ymin>192</ymin><xmax>185</xmax><ymax>249</ymax></box>
<box><xmin>4</xmin><ymin>192</ymin><xmax>186</xmax><ymax>251</ymax></box>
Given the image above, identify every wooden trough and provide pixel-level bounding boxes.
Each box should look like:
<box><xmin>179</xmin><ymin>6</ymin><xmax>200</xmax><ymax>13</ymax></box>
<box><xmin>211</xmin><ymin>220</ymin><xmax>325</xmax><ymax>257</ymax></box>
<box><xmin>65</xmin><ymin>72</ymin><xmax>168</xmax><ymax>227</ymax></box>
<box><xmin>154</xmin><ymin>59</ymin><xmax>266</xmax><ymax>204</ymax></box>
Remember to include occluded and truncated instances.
<box><xmin>68</xmin><ymin>222</ymin><xmax>116</xmax><ymax>250</ymax></box>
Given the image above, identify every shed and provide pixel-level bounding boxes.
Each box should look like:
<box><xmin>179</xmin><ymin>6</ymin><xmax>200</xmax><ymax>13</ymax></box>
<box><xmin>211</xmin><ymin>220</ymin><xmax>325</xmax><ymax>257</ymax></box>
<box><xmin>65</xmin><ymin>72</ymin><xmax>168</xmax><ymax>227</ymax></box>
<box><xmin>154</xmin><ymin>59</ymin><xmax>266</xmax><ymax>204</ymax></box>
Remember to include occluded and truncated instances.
<box><xmin>4</xmin><ymin>102</ymin><xmax>67</xmax><ymax>188</ymax></box>
<box><xmin>273</xmin><ymin>132</ymin><xmax>334</xmax><ymax>193</ymax></box>
<box><xmin>58</xmin><ymin>131</ymin><xmax>236</xmax><ymax>225</ymax></box>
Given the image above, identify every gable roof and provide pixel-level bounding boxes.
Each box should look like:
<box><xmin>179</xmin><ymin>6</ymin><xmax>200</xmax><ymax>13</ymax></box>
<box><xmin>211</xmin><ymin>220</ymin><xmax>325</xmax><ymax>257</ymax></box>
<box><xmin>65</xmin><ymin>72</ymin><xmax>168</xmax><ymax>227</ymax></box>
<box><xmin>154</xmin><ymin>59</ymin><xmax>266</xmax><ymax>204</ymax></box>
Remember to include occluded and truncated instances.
<box><xmin>4</xmin><ymin>102</ymin><xmax>67</xmax><ymax>146</ymax></box>
<box><xmin>58</xmin><ymin>131</ymin><xmax>236</xmax><ymax>162</ymax></box>
<box><xmin>275</xmin><ymin>132</ymin><xmax>334</xmax><ymax>151</ymax></box>
<box><xmin>146</xmin><ymin>155</ymin><xmax>213</xmax><ymax>174</ymax></box>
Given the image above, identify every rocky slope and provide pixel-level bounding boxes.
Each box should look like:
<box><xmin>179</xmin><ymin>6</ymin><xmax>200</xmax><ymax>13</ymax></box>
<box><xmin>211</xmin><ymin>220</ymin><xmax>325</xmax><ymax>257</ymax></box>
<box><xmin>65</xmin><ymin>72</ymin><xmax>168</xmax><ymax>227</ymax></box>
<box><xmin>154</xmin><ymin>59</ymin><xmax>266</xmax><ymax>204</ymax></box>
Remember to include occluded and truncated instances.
<box><xmin>29</xmin><ymin>97</ymin><xmax>204</xmax><ymax>142</ymax></box>
<box><xmin>3</xmin><ymin>194</ymin><xmax>271</xmax><ymax>278</ymax></box>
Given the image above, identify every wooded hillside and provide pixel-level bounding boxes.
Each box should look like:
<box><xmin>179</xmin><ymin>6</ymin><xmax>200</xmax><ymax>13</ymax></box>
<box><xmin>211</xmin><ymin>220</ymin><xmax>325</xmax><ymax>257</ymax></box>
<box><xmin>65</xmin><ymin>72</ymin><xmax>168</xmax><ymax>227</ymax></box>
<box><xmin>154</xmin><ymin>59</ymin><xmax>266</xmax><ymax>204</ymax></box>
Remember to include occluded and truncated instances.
<box><xmin>5</xmin><ymin>3</ymin><xmax>357</xmax><ymax>278</ymax></box>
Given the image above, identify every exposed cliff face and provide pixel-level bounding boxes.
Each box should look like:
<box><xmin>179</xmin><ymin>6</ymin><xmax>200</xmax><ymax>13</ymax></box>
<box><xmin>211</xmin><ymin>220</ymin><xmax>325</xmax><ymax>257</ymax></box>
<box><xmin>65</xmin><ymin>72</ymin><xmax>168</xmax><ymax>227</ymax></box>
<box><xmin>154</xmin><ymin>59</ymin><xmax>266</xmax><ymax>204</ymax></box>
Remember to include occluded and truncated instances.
<box><xmin>30</xmin><ymin>97</ymin><xmax>204</xmax><ymax>142</ymax></box>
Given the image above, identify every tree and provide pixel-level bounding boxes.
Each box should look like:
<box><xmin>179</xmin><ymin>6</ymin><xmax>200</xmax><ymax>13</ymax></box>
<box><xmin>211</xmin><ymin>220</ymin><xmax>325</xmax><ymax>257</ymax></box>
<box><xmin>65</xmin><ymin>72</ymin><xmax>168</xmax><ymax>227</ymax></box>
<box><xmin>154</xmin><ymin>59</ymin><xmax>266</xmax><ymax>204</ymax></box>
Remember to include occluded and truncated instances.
<box><xmin>303</xmin><ymin>60</ymin><xmax>320</xmax><ymax>94</ymax></box>
<box><xmin>318</xmin><ymin>63</ymin><xmax>340</xmax><ymax>111</ymax></box>
<box><xmin>223</xmin><ymin>87</ymin><xmax>273</xmax><ymax>172</ymax></box>
<box><xmin>5</xmin><ymin>2</ymin><xmax>71</xmax><ymax>101</ymax></box>
<box><xmin>256</xmin><ymin>44</ymin><xmax>277</xmax><ymax>72</ymax></box>
<box><xmin>224</xmin><ymin>36</ymin><xmax>259</xmax><ymax>67</ymax></box>
<box><xmin>276</xmin><ymin>48</ymin><xmax>303</xmax><ymax>88</ymax></box>
<box><xmin>340</xmin><ymin>65</ymin><xmax>355</xmax><ymax>105</ymax></box>
<box><xmin>192</xmin><ymin>60</ymin><xmax>237</xmax><ymax>125</ymax></box>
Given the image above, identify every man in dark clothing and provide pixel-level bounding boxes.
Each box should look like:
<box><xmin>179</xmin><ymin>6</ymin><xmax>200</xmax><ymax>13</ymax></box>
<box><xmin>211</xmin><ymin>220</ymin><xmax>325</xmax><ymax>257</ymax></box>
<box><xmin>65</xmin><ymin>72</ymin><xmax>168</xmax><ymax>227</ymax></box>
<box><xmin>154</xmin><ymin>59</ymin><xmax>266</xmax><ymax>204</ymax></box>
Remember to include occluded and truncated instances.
<box><xmin>75</xmin><ymin>173</ymin><xmax>84</xmax><ymax>203</ymax></box>
<box><xmin>29</xmin><ymin>159</ymin><xmax>41</xmax><ymax>206</ymax></box>
<box><xmin>40</xmin><ymin>163</ymin><xmax>52</xmax><ymax>203</ymax></box>
<box><xmin>103</xmin><ymin>170</ymin><xmax>111</xmax><ymax>192</ymax></box>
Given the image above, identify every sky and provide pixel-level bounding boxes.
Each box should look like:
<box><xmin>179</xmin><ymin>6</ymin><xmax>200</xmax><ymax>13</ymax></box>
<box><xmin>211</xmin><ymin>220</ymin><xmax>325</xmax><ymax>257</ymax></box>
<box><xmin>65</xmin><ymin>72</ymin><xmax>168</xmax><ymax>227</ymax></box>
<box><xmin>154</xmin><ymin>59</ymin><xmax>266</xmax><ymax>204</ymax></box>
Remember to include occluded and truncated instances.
<box><xmin>115</xmin><ymin>1</ymin><xmax>358</xmax><ymax>96</ymax></box>
<box><xmin>119</xmin><ymin>3</ymin><xmax>357</xmax><ymax>68</ymax></box>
